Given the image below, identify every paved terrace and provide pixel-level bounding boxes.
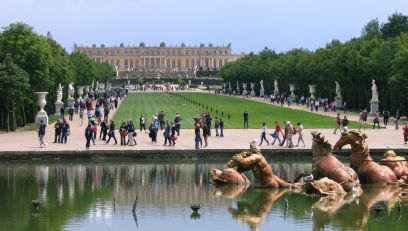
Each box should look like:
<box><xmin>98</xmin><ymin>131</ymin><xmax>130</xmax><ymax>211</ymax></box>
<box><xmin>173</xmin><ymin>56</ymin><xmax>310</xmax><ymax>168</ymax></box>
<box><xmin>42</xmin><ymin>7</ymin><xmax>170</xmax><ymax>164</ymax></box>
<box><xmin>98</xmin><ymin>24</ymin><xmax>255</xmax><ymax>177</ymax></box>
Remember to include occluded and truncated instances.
<box><xmin>0</xmin><ymin>91</ymin><xmax>407</xmax><ymax>159</ymax></box>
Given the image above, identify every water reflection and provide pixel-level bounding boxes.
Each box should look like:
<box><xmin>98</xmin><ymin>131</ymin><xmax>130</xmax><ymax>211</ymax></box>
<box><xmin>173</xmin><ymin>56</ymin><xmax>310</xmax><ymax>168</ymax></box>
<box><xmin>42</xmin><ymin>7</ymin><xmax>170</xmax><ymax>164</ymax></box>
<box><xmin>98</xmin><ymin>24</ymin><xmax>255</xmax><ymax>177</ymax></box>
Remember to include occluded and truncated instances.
<box><xmin>0</xmin><ymin>160</ymin><xmax>406</xmax><ymax>231</ymax></box>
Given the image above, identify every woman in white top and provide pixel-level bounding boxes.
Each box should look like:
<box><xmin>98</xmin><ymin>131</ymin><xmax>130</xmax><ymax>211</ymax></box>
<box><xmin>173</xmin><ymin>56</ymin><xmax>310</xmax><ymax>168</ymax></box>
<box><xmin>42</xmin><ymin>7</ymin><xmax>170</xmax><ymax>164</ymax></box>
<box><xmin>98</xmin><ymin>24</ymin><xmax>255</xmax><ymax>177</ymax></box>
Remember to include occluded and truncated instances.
<box><xmin>296</xmin><ymin>122</ymin><xmax>305</xmax><ymax>147</ymax></box>
<box><xmin>259</xmin><ymin>122</ymin><xmax>270</xmax><ymax>146</ymax></box>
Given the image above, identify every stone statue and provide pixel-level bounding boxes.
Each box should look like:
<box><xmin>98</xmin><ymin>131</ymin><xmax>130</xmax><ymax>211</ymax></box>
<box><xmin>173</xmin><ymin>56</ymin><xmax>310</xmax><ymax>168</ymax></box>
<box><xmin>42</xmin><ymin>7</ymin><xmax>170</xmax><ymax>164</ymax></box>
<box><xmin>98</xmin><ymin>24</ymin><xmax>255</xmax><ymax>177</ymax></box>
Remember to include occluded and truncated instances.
<box><xmin>211</xmin><ymin>140</ymin><xmax>298</xmax><ymax>188</ymax></box>
<box><xmin>91</xmin><ymin>81</ymin><xmax>94</xmax><ymax>90</ymax></box>
<box><xmin>260</xmin><ymin>80</ymin><xmax>264</xmax><ymax>90</ymax></box>
<box><xmin>68</xmin><ymin>83</ymin><xmax>75</xmax><ymax>99</ymax></box>
<box><xmin>259</xmin><ymin>80</ymin><xmax>265</xmax><ymax>97</ymax></box>
<box><xmin>370</xmin><ymin>79</ymin><xmax>378</xmax><ymax>102</ymax></box>
<box><xmin>335</xmin><ymin>81</ymin><xmax>341</xmax><ymax>98</ymax></box>
<box><xmin>96</xmin><ymin>81</ymin><xmax>99</xmax><ymax>91</ymax></box>
<box><xmin>56</xmin><ymin>83</ymin><xmax>63</xmax><ymax>103</ymax></box>
<box><xmin>274</xmin><ymin>80</ymin><xmax>279</xmax><ymax>95</ymax></box>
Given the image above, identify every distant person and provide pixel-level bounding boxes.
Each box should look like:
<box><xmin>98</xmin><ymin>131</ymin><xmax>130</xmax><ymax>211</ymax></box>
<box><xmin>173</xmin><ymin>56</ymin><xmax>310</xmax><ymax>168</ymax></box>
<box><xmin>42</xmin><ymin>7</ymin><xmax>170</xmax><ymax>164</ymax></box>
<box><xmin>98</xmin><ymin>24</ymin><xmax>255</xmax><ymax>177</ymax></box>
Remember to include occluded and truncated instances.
<box><xmin>296</xmin><ymin>122</ymin><xmax>305</xmax><ymax>147</ymax></box>
<box><xmin>60</xmin><ymin>105</ymin><xmax>65</xmax><ymax>120</ymax></box>
<box><xmin>127</xmin><ymin>120</ymin><xmax>137</xmax><ymax>146</ymax></box>
<box><xmin>38</xmin><ymin>120</ymin><xmax>47</xmax><ymax>148</ymax></box>
<box><xmin>68</xmin><ymin>106</ymin><xmax>74</xmax><ymax>121</ymax></box>
<box><xmin>163</xmin><ymin>121</ymin><xmax>171</xmax><ymax>146</ymax></box>
<box><xmin>395</xmin><ymin>109</ymin><xmax>401</xmax><ymax>130</ymax></box>
<box><xmin>174</xmin><ymin>112</ymin><xmax>182</xmax><ymax>135</ymax></box>
<box><xmin>100</xmin><ymin>118</ymin><xmax>108</xmax><ymax>141</ymax></box>
<box><xmin>79</xmin><ymin>107</ymin><xmax>84</xmax><ymax>126</ymax></box>
<box><xmin>119</xmin><ymin>122</ymin><xmax>128</xmax><ymax>146</ymax></box>
<box><xmin>383</xmin><ymin>110</ymin><xmax>390</xmax><ymax>126</ymax></box>
<box><xmin>342</xmin><ymin>116</ymin><xmax>349</xmax><ymax>132</ymax></box>
<box><xmin>219</xmin><ymin>118</ymin><xmax>224</xmax><ymax>137</ymax></box>
<box><xmin>372</xmin><ymin>111</ymin><xmax>380</xmax><ymax>129</ymax></box>
<box><xmin>170</xmin><ymin>122</ymin><xmax>176</xmax><ymax>146</ymax></box>
<box><xmin>214</xmin><ymin>117</ymin><xmax>220</xmax><ymax>136</ymax></box>
<box><xmin>202</xmin><ymin>123</ymin><xmax>209</xmax><ymax>147</ymax></box>
<box><xmin>60</xmin><ymin>119</ymin><xmax>70</xmax><ymax>143</ymax></box>
<box><xmin>342</xmin><ymin>102</ymin><xmax>347</xmax><ymax>114</ymax></box>
<box><xmin>139</xmin><ymin>114</ymin><xmax>147</xmax><ymax>132</ymax></box>
<box><xmin>333</xmin><ymin>113</ymin><xmax>341</xmax><ymax>134</ymax></box>
<box><xmin>148</xmin><ymin>122</ymin><xmax>157</xmax><ymax>143</ymax></box>
<box><xmin>280</xmin><ymin>121</ymin><xmax>288</xmax><ymax>146</ymax></box>
<box><xmin>194</xmin><ymin>123</ymin><xmax>202</xmax><ymax>149</ymax></box>
<box><xmin>285</xmin><ymin>121</ymin><xmax>294</xmax><ymax>148</ymax></box>
<box><xmin>106</xmin><ymin>120</ymin><xmax>118</xmax><ymax>144</ymax></box>
<box><xmin>403</xmin><ymin>122</ymin><xmax>408</xmax><ymax>144</ymax></box>
<box><xmin>53</xmin><ymin>119</ymin><xmax>62</xmax><ymax>143</ymax></box>
<box><xmin>158</xmin><ymin>110</ymin><xmax>165</xmax><ymax>130</ymax></box>
<box><xmin>271</xmin><ymin>121</ymin><xmax>283</xmax><ymax>145</ymax></box>
<box><xmin>85</xmin><ymin>123</ymin><xmax>93</xmax><ymax>149</ymax></box>
<box><xmin>259</xmin><ymin>122</ymin><xmax>270</xmax><ymax>146</ymax></box>
<box><xmin>243</xmin><ymin>110</ymin><xmax>249</xmax><ymax>129</ymax></box>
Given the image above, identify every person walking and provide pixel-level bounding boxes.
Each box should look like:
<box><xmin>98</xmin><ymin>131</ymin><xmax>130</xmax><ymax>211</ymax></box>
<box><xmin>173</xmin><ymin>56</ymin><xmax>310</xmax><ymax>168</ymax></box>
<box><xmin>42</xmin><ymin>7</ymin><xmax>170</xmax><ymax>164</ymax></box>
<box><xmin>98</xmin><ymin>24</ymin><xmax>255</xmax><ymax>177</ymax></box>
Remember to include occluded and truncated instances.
<box><xmin>358</xmin><ymin>110</ymin><xmax>366</xmax><ymax>130</ymax></box>
<box><xmin>170</xmin><ymin>122</ymin><xmax>177</xmax><ymax>146</ymax></box>
<box><xmin>91</xmin><ymin>121</ymin><xmax>97</xmax><ymax>145</ymax></box>
<box><xmin>219</xmin><ymin>118</ymin><xmax>224</xmax><ymax>137</ymax></box>
<box><xmin>280</xmin><ymin>121</ymin><xmax>288</xmax><ymax>146</ymax></box>
<box><xmin>61</xmin><ymin>119</ymin><xmax>70</xmax><ymax>143</ymax></box>
<box><xmin>127</xmin><ymin>120</ymin><xmax>137</xmax><ymax>146</ymax></box>
<box><xmin>205</xmin><ymin>112</ymin><xmax>212</xmax><ymax>136</ymax></box>
<box><xmin>100</xmin><ymin>118</ymin><xmax>108</xmax><ymax>141</ymax></box>
<box><xmin>174</xmin><ymin>112</ymin><xmax>182</xmax><ymax>135</ymax></box>
<box><xmin>201</xmin><ymin>123</ymin><xmax>209</xmax><ymax>147</ymax></box>
<box><xmin>383</xmin><ymin>110</ymin><xmax>390</xmax><ymax>126</ymax></box>
<box><xmin>271</xmin><ymin>121</ymin><xmax>283</xmax><ymax>145</ymax></box>
<box><xmin>139</xmin><ymin>114</ymin><xmax>147</xmax><ymax>132</ymax></box>
<box><xmin>148</xmin><ymin>122</ymin><xmax>157</xmax><ymax>143</ymax></box>
<box><xmin>85</xmin><ymin>123</ymin><xmax>93</xmax><ymax>149</ymax></box>
<box><xmin>342</xmin><ymin>116</ymin><xmax>349</xmax><ymax>132</ymax></box>
<box><xmin>243</xmin><ymin>111</ymin><xmax>249</xmax><ymax>129</ymax></box>
<box><xmin>258</xmin><ymin>122</ymin><xmax>270</xmax><ymax>146</ymax></box>
<box><xmin>333</xmin><ymin>113</ymin><xmax>341</xmax><ymax>134</ymax></box>
<box><xmin>285</xmin><ymin>121</ymin><xmax>294</xmax><ymax>148</ymax></box>
<box><xmin>342</xmin><ymin>102</ymin><xmax>347</xmax><ymax>114</ymax></box>
<box><xmin>403</xmin><ymin>122</ymin><xmax>408</xmax><ymax>144</ymax></box>
<box><xmin>372</xmin><ymin>111</ymin><xmax>380</xmax><ymax>129</ymax></box>
<box><xmin>68</xmin><ymin>106</ymin><xmax>74</xmax><ymax>121</ymax></box>
<box><xmin>395</xmin><ymin>109</ymin><xmax>401</xmax><ymax>130</ymax></box>
<box><xmin>214</xmin><ymin>117</ymin><xmax>220</xmax><ymax>136</ymax></box>
<box><xmin>296</xmin><ymin>122</ymin><xmax>305</xmax><ymax>147</ymax></box>
<box><xmin>194</xmin><ymin>123</ymin><xmax>201</xmax><ymax>150</ymax></box>
<box><xmin>119</xmin><ymin>122</ymin><xmax>128</xmax><ymax>146</ymax></box>
<box><xmin>53</xmin><ymin>119</ymin><xmax>62</xmax><ymax>143</ymax></box>
<box><xmin>60</xmin><ymin>105</ymin><xmax>65</xmax><ymax>120</ymax></box>
<box><xmin>79</xmin><ymin>107</ymin><xmax>84</xmax><ymax>126</ymax></box>
<box><xmin>163</xmin><ymin>121</ymin><xmax>171</xmax><ymax>146</ymax></box>
<box><xmin>106</xmin><ymin>120</ymin><xmax>118</xmax><ymax>144</ymax></box>
<box><xmin>38</xmin><ymin>120</ymin><xmax>47</xmax><ymax>148</ymax></box>
<box><xmin>158</xmin><ymin>110</ymin><xmax>165</xmax><ymax>130</ymax></box>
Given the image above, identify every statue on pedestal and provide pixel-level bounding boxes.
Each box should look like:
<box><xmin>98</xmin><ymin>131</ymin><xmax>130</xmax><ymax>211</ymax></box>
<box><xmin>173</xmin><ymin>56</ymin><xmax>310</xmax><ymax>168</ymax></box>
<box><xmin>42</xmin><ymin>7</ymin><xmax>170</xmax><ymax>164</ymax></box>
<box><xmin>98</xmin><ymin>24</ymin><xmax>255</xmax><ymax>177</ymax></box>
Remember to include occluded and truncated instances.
<box><xmin>56</xmin><ymin>83</ymin><xmax>63</xmax><ymax>103</ymax></box>
<box><xmin>68</xmin><ymin>83</ymin><xmax>75</xmax><ymax>100</ymax></box>
<box><xmin>250</xmin><ymin>83</ymin><xmax>256</xmax><ymax>97</ymax></box>
<box><xmin>334</xmin><ymin>81</ymin><xmax>343</xmax><ymax>108</ymax></box>
<box><xmin>236</xmin><ymin>81</ymin><xmax>240</xmax><ymax>95</ymax></box>
<box><xmin>259</xmin><ymin>80</ymin><xmax>265</xmax><ymax>97</ymax></box>
<box><xmin>274</xmin><ymin>80</ymin><xmax>279</xmax><ymax>95</ymax></box>
<box><xmin>370</xmin><ymin>79</ymin><xmax>379</xmax><ymax>102</ymax></box>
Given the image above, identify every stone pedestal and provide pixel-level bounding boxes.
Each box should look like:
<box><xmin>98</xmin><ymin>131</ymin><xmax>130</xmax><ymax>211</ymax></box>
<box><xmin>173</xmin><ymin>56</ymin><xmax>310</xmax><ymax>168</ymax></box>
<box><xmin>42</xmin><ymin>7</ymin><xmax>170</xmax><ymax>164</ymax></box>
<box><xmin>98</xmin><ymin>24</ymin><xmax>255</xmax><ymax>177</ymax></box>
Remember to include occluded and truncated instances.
<box><xmin>250</xmin><ymin>83</ymin><xmax>255</xmax><ymax>97</ymax></box>
<box><xmin>259</xmin><ymin>89</ymin><xmax>265</xmax><ymax>97</ymax></box>
<box><xmin>242</xmin><ymin>83</ymin><xmax>247</xmax><ymax>96</ymax></box>
<box><xmin>67</xmin><ymin>97</ymin><xmax>75</xmax><ymax>108</ymax></box>
<box><xmin>335</xmin><ymin>97</ymin><xmax>343</xmax><ymax>108</ymax></box>
<box><xmin>289</xmin><ymin>84</ymin><xmax>296</xmax><ymax>98</ymax></box>
<box><xmin>370</xmin><ymin>100</ymin><xmax>379</xmax><ymax>115</ymax></box>
<box><xmin>54</xmin><ymin>101</ymin><xmax>64</xmax><ymax>116</ymax></box>
<box><xmin>35</xmin><ymin>92</ymin><xmax>49</xmax><ymax>125</ymax></box>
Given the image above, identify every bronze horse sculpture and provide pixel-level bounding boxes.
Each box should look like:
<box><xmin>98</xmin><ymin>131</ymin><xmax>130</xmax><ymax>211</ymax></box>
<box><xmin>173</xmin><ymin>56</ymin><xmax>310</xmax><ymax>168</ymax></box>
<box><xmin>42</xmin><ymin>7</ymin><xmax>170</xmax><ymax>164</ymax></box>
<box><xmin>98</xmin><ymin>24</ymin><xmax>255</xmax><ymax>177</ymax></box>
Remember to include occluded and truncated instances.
<box><xmin>379</xmin><ymin>150</ymin><xmax>408</xmax><ymax>181</ymax></box>
<box><xmin>333</xmin><ymin>130</ymin><xmax>398</xmax><ymax>184</ymax></box>
<box><xmin>295</xmin><ymin>132</ymin><xmax>361</xmax><ymax>193</ymax></box>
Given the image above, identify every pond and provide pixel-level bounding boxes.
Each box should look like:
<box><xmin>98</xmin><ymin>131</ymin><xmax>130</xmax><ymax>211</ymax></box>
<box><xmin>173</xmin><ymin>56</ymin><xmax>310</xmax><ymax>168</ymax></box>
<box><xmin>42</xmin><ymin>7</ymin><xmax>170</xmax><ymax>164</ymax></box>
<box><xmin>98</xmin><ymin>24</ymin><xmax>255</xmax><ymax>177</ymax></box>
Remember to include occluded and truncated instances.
<box><xmin>0</xmin><ymin>159</ymin><xmax>406</xmax><ymax>231</ymax></box>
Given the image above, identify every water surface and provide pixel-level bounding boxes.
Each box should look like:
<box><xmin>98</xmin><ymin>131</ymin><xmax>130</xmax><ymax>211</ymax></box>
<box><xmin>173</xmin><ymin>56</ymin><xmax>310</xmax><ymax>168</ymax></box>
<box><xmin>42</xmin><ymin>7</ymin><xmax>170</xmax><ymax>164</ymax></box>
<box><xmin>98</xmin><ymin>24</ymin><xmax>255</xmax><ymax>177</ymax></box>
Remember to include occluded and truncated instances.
<box><xmin>0</xmin><ymin>159</ymin><xmax>406</xmax><ymax>231</ymax></box>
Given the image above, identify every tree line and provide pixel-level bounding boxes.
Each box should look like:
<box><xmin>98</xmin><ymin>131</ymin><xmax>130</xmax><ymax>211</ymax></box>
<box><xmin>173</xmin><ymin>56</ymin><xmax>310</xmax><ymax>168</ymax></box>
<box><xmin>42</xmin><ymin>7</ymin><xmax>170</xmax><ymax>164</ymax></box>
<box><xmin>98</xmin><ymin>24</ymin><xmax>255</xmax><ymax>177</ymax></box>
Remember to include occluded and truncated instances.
<box><xmin>220</xmin><ymin>13</ymin><xmax>408</xmax><ymax>116</ymax></box>
<box><xmin>0</xmin><ymin>22</ymin><xmax>115</xmax><ymax>131</ymax></box>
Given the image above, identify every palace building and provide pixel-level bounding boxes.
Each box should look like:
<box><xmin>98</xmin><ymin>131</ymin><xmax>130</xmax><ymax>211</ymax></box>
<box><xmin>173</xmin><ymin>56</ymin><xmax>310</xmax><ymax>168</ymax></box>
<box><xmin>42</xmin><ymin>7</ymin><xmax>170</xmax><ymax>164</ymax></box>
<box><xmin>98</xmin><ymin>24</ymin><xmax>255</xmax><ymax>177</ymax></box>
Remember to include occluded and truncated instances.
<box><xmin>73</xmin><ymin>42</ymin><xmax>242</xmax><ymax>76</ymax></box>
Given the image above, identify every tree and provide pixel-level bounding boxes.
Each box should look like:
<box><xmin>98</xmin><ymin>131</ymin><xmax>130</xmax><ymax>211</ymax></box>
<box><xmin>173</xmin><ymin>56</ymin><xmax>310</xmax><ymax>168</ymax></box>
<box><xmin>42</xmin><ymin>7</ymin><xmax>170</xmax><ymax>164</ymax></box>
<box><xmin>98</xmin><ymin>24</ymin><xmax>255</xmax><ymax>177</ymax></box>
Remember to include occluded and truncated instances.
<box><xmin>0</xmin><ymin>55</ymin><xmax>29</xmax><ymax>131</ymax></box>
<box><xmin>381</xmin><ymin>12</ymin><xmax>408</xmax><ymax>38</ymax></box>
<box><xmin>361</xmin><ymin>18</ymin><xmax>382</xmax><ymax>40</ymax></box>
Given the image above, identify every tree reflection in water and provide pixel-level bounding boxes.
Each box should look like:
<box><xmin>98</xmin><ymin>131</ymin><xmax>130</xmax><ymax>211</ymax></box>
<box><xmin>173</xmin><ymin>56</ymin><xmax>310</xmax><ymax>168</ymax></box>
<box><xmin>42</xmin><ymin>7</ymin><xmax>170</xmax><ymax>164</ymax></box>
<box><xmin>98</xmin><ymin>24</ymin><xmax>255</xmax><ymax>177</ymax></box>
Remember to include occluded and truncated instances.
<box><xmin>0</xmin><ymin>160</ymin><xmax>407</xmax><ymax>231</ymax></box>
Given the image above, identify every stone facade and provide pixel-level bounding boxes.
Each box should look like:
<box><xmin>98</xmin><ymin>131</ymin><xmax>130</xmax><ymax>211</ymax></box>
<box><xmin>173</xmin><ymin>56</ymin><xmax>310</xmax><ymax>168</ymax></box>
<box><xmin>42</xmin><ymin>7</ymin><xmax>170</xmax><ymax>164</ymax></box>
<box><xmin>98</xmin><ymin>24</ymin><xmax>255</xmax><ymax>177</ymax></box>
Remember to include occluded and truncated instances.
<box><xmin>73</xmin><ymin>42</ymin><xmax>241</xmax><ymax>73</ymax></box>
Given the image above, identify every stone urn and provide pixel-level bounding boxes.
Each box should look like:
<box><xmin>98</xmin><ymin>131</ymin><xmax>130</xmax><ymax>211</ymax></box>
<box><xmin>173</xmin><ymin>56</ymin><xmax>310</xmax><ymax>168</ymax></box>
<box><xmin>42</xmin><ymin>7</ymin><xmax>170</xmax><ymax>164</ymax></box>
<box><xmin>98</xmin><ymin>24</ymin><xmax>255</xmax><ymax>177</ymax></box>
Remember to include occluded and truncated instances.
<box><xmin>84</xmin><ymin>85</ymin><xmax>90</xmax><ymax>97</ymax></box>
<box><xmin>76</xmin><ymin>86</ymin><xmax>84</xmax><ymax>102</ymax></box>
<box><xmin>250</xmin><ymin>83</ymin><xmax>256</xmax><ymax>97</ymax></box>
<box><xmin>242</xmin><ymin>83</ymin><xmax>248</xmax><ymax>96</ymax></box>
<box><xmin>35</xmin><ymin>92</ymin><xmax>49</xmax><ymax>125</ymax></box>
<box><xmin>308</xmin><ymin>85</ymin><xmax>317</xmax><ymax>99</ymax></box>
<box><xmin>289</xmin><ymin>84</ymin><xmax>296</xmax><ymax>98</ymax></box>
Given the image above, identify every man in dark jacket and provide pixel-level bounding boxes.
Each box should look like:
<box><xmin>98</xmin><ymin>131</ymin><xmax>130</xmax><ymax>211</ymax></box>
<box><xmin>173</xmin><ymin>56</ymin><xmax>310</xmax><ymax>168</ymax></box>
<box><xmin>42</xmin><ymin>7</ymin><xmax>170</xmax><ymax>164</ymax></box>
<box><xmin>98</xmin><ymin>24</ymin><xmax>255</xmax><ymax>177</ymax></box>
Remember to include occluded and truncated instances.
<box><xmin>53</xmin><ymin>120</ymin><xmax>62</xmax><ymax>143</ymax></box>
<box><xmin>85</xmin><ymin>123</ymin><xmax>93</xmax><ymax>149</ymax></box>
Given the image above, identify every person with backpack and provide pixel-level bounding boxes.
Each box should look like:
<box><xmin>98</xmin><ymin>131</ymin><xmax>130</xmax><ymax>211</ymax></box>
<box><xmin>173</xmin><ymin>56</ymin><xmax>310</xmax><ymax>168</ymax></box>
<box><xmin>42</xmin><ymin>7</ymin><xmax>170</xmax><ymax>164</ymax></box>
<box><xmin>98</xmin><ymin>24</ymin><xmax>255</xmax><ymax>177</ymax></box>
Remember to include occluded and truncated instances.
<box><xmin>271</xmin><ymin>121</ymin><xmax>283</xmax><ymax>146</ymax></box>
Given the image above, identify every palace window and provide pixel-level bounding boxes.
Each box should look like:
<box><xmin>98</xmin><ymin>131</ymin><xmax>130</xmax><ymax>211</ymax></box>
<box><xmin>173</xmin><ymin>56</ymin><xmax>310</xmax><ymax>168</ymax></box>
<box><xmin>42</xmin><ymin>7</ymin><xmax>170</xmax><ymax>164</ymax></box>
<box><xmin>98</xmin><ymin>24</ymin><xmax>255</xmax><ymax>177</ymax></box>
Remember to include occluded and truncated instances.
<box><xmin>177</xmin><ymin>59</ymin><xmax>181</xmax><ymax>67</ymax></box>
<box><xmin>186</xmin><ymin>59</ymin><xmax>189</xmax><ymax>67</ymax></box>
<box><xmin>172</xmin><ymin>50</ymin><xmax>175</xmax><ymax>55</ymax></box>
<box><xmin>130</xmin><ymin>59</ymin><xmax>133</xmax><ymax>68</ymax></box>
<box><xmin>116</xmin><ymin>59</ymin><xmax>120</xmax><ymax>67</ymax></box>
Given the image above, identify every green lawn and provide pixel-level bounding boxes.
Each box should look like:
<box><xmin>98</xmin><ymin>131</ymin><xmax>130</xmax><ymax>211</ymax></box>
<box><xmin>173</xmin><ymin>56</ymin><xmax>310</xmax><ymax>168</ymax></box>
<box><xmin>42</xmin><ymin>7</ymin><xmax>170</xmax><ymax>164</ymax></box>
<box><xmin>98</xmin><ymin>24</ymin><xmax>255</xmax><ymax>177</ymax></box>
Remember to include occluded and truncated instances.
<box><xmin>114</xmin><ymin>92</ymin><xmax>359</xmax><ymax>129</ymax></box>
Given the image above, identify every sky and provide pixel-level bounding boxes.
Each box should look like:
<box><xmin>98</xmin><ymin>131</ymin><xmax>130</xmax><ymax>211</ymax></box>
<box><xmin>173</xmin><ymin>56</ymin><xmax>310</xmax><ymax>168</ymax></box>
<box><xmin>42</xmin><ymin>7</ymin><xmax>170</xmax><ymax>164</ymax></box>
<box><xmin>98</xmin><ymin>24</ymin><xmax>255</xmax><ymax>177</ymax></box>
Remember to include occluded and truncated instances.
<box><xmin>1</xmin><ymin>0</ymin><xmax>407</xmax><ymax>54</ymax></box>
